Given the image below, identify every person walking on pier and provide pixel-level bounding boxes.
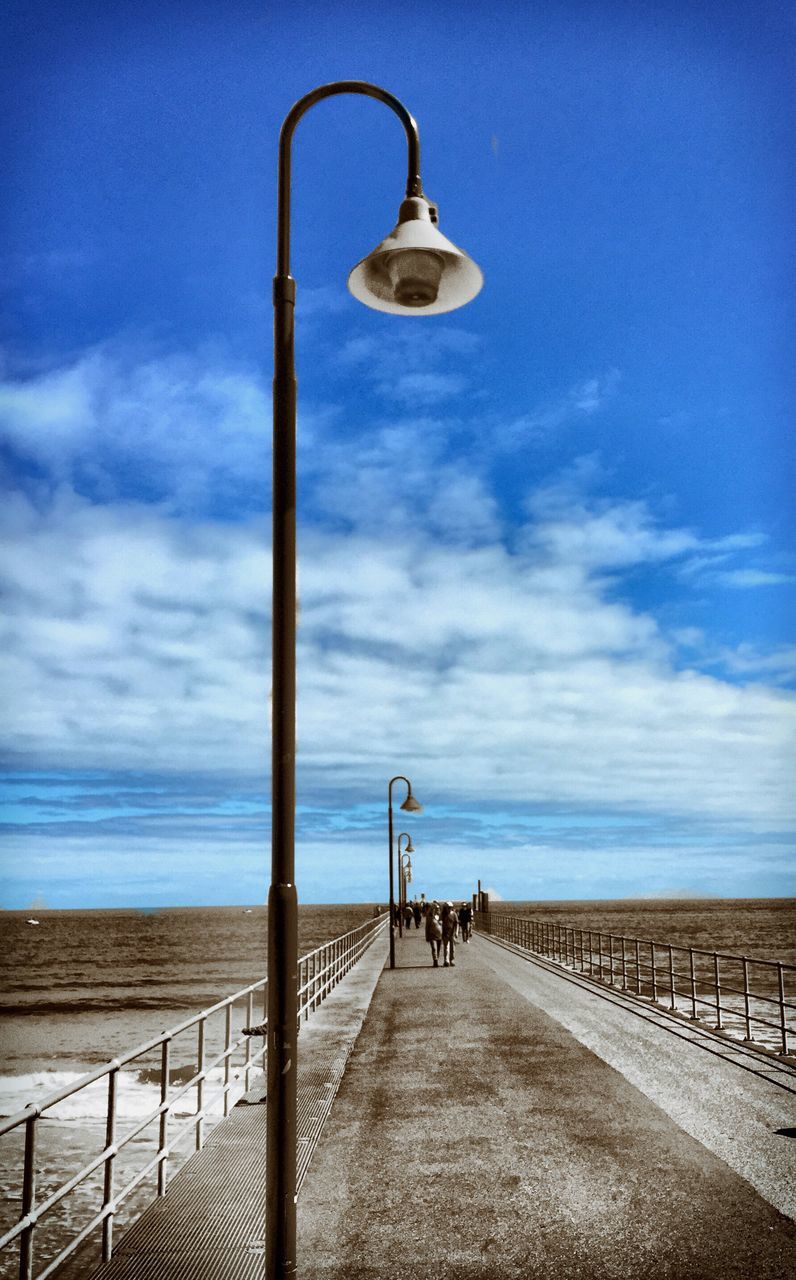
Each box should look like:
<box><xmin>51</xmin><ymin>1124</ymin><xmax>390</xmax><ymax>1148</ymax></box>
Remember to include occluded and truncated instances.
<box><xmin>441</xmin><ymin>901</ymin><xmax>459</xmax><ymax>967</ymax></box>
<box><xmin>425</xmin><ymin>900</ymin><xmax>443</xmax><ymax>966</ymax></box>
<box><xmin>458</xmin><ymin>901</ymin><xmax>473</xmax><ymax>942</ymax></box>
<box><xmin>412</xmin><ymin>898</ymin><xmax>422</xmax><ymax>929</ymax></box>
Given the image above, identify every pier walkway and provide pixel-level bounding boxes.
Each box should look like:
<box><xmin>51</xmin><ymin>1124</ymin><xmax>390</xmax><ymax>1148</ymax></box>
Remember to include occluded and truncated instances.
<box><xmin>94</xmin><ymin>925</ymin><xmax>796</xmax><ymax>1279</ymax></box>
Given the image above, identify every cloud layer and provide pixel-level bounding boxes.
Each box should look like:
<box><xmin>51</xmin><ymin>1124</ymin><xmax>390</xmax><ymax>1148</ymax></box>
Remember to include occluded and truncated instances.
<box><xmin>1</xmin><ymin>341</ymin><xmax>794</xmax><ymax>904</ymax></box>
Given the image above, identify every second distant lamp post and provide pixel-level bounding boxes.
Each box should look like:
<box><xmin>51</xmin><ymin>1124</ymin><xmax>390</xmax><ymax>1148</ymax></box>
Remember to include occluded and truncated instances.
<box><xmin>397</xmin><ymin>836</ymin><xmax>414</xmax><ymax>934</ymax></box>
<box><xmin>267</xmin><ymin>81</ymin><xmax>481</xmax><ymax>1277</ymax></box>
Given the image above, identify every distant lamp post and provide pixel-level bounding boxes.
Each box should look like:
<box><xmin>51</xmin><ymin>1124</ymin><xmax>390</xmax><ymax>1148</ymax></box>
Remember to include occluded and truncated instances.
<box><xmin>268</xmin><ymin>81</ymin><xmax>481</xmax><ymax>1277</ymax></box>
<box><xmin>397</xmin><ymin>835</ymin><xmax>414</xmax><ymax>935</ymax></box>
<box><xmin>401</xmin><ymin>851</ymin><xmax>413</xmax><ymax>925</ymax></box>
<box><xmin>388</xmin><ymin>775</ymin><xmax>422</xmax><ymax>968</ymax></box>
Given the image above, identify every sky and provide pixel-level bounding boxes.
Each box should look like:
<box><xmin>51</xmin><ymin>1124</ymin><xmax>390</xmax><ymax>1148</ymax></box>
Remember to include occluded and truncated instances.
<box><xmin>1</xmin><ymin>0</ymin><xmax>794</xmax><ymax>908</ymax></box>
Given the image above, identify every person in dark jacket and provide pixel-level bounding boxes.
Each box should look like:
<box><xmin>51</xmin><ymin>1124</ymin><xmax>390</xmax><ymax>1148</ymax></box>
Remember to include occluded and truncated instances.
<box><xmin>458</xmin><ymin>901</ymin><xmax>473</xmax><ymax>942</ymax></box>
<box><xmin>441</xmin><ymin>901</ymin><xmax>459</xmax><ymax>967</ymax></box>
<box><xmin>425</xmin><ymin>901</ymin><xmax>443</xmax><ymax>966</ymax></box>
<box><xmin>412</xmin><ymin>899</ymin><xmax>422</xmax><ymax>929</ymax></box>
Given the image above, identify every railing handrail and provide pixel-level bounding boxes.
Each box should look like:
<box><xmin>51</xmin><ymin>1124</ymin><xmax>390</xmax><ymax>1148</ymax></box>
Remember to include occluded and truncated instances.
<box><xmin>475</xmin><ymin>910</ymin><xmax>794</xmax><ymax>1057</ymax></box>
<box><xmin>0</xmin><ymin>911</ymin><xmax>388</xmax><ymax>1279</ymax></box>
<box><xmin>299</xmin><ymin>914</ymin><xmax>385</xmax><ymax>966</ymax></box>
<box><xmin>0</xmin><ymin>974</ymin><xmax>269</xmax><ymax>1139</ymax></box>
<box><xmin>1</xmin><ymin>915</ymin><xmax>387</xmax><ymax>1140</ymax></box>
<box><xmin>479</xmin><ymin>911</ymin><xmax>796</xmax><ymax>974</ymax></box>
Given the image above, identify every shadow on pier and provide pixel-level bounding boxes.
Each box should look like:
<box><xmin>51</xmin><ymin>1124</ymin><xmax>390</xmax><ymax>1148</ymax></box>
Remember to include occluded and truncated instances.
<box><xmin>92</xmin><ymin>926</ymin><xmax>796</xmax><ymax>1279</ymax></box>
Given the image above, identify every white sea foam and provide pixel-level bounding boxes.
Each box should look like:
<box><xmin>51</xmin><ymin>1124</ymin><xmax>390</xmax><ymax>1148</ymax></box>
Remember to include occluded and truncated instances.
<box><xmin>0</xmin><ymin>1065</ymin><xmax>248</xmax><ymax>1123</ymax></box>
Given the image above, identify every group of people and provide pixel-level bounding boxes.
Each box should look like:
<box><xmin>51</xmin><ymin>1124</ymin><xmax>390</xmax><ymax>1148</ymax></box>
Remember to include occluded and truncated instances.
<box><xmin>392</xmin><ymin>897</ymin><xmax>473</xmax><ymax>967</ymax></box>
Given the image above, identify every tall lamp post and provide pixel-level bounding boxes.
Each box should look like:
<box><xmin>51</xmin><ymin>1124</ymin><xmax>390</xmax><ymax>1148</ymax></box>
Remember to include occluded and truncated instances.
<box><xmin>387</xmin><ymin>775</ymin><xmax>422</xmax><ymax>969</ymax></box>
<box><xmin>397</xmin><ymin>835</ymin><xmax>414</xmax><ymax>934</ymax></box>
<box><xmin>268</xmin><ymin>81</ymin><xmax>482</xmax><ymax>1277</ymax></box>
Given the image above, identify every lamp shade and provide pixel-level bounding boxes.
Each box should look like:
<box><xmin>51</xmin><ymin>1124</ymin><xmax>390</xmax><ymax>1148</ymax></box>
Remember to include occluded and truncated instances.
<box><xmin>400</xmin><ymin>792</ymin><xmax>423</xmax><ymax>813</ymax></box>
<box><xmin>348</xmin><ymin>197</ymin><xmax>482</xmax><ymax>315</ymax></box>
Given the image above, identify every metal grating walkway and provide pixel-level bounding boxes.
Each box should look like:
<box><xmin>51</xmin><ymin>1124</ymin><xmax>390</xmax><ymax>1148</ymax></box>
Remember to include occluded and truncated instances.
<box><xmin>88</xmin><ymin>936</ymin><xmax>387</xmax><ymax>1280</ymax></box>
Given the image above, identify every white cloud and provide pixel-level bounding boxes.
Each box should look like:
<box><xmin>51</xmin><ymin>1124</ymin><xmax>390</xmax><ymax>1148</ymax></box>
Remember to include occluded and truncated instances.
<box><xmin>0</xmin><ymin>346</ymin><xmax>270</xmax><ymax>509</ymax></box>
<box><xmin>502</xmin><ymin>369</ymin><xmax>621</xmax><ymax>445</ymax></box>
<box><xmin>713</xmin><ymin>569</ymin><xmax>796</xmax><ymax>588</ymax></box>
<box><xmin>335</xmin><ymin>326</ymin><xmax>480</xmax><ymax>408</ymax></box>
<box><xmin>1</xmin><ymin>344</ymin><xmax>793</xmax><ymax>906</ymax></box>
<box><xmin>712</xmin><ymin>644</ymin><xmax>796</xmax><ymax>686</ymax></box>
<box><xmin>2</xmin><ymin>489</ymin><xmax>793</xmax><ymax>832</ymax></box>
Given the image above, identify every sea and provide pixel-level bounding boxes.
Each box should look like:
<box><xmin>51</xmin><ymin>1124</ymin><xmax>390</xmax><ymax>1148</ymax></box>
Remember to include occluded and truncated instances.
<box><xmin>1</xmin><ymin>898</ymin><xmax>794</xmax><ymax>1277</ymax></box>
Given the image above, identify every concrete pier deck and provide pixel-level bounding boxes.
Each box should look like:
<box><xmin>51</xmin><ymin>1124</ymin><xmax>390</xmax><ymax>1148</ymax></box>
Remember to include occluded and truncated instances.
<box><xmin>91</xmin><ymin>924</ymin><xmax>796</xmax><ymax>1279</ymax></box>
<box><xmin>298</xmin><ymin>927</ymin><xmax>796</xmax><ymax>1279</ymax></box>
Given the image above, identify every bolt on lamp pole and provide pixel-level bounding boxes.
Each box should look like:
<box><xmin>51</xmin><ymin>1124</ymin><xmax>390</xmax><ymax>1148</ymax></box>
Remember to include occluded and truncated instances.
<box><xmin>268</xmin><ymin>82</ymin><xmax>482</xmax><ymax>1277</ymax></box>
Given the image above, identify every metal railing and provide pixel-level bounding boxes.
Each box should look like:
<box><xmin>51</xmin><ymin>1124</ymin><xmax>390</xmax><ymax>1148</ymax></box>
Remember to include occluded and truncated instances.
<box><xmin>297</xmin><ymin>916</ymin><xmax>385</xmax><ymax>1021</ymax></box>
<box><xmin>476</xmin><ymin>912</ymin><xmax>795</xmax><ymax>1056</ymax></box>
<box><xmin>0</xmin><ymin>914</ymin><xmax>387</xmax><ymax>1280</ymax></box>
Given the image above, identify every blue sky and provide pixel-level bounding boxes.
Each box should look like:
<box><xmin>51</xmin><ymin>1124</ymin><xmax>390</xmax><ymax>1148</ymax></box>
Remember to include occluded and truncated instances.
<box><xmin>1</xmin><ymin>0</ymin><xmax>794</xmax><ymax>907</ymax></box>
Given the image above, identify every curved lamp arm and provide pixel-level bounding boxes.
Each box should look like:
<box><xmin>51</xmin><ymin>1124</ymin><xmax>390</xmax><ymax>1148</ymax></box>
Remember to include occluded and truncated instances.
<box><xmin>388</xmin><ymin>774</ymin><xmax>414</xmax><ymax>809</ymax></box>
<box><xmin>278</xmin><ymin>81</ymin><xmax>423</xmax><ymax>277</ymax></box>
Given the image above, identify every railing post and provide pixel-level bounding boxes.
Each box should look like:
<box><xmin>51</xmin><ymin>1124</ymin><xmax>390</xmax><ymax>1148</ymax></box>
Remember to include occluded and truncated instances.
<box><xmin>651</xmin><ymin>943</ymin><xmax>657</xmax><ymax>1002</ymax></box>
<box><xmin>244</xmin><ymin>993</ymin><xmax>254</xmax><ymax>1091</ymax></box>
<box><xmin>597</xmin><ymin>933</ymin><xmax>603</xmax><ymax>980</ymax></box>
<box><xmin>689</xmin><ymin>948</ymin><xmax>697</xmax><ymax>1019</ymax></box>
<box><xmin>608</xmin><ymin>935</ymin><xmax>614</xmax><ymax>985</ymax></box>
<box><xmin>196</xmin><ymin>1018</ymin><xmax>206</xmax><ymax>1150</ymax></box>
<box><xmin>101</xmin><ymin>1067</ymin><xmax>118</xmax><ymax>1262</ymax></box>
<box><xmin>668</xmin><ymin>945</ymin><xmax>676</xmax><ymax>1011</ymax></box>
<box><xmin>621</xmin><ymin>936</ymin><xmax>627</xmax><ymax>990</ymax></box>
<box><xmin>19</xmin><ymin>1113</ymin><xmax>37</xmax><ymax>1280</ymax></box>
<box><xmin>635</xmin><ymin>939</ymin><xmax>641</xmax><ymax>994</ymax></box>
<box><xmin>579</xmin><ymin>928</ymin><xmax>584</xmax><ymax>971</ymax></box>
<box><xmin>588</xmin><ymin>930</ymin><xmax>593</xmax><ymax>975</ymax></box>
<box><xmin>223</xmin><ymin>1004</ymin><xmax>232</xmax><ymax>1117</ymax></box>
<box><xmin>713</xmin><ymin>953</ymin><xmax>722</xmax><ymax>1029</ymax></box>
<box><xmin>742</xmin><ymin>958</ymin><xmax>752</xmax><ymax>1041</ymax></box>
<box><xmin>778</xmin><ymin>963</ymin><xmax>788</xmax><ymax>1055</ymax></box>
<box><xmin>157</xmin><ymin>1038</ymin><xmax>170</xmax><ymax>1196</ymax></box>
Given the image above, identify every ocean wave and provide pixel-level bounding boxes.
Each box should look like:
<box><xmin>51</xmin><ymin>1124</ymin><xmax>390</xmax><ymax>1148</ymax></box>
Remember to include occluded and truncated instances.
<box><xmin>0</xmin><ymin>993</ymin><xmax>227</xmax><ymax>1016</ymax></box>
<box><xmin>0</xmin><ymin>1063</ymin><xmax>250</xmax><ymax>1122</ymax></box>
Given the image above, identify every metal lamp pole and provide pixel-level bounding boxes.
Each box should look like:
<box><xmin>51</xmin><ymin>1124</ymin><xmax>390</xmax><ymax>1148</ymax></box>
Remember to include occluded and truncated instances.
<box><xmin>401</xmin><ymin>851</ymin><xmax>413</xmax><ymax>926</ymax></box>
<box><xmin>396</xmin><ymin>836</ymin><xmax>414</xmax><ymax>935</ymax></box>
<box><xmin>387</xmin><ymin>776</ymin><xmax>422</xmax><ymax>968</ymax></box>
<box><xmin>268</xmin><ymin>81</ymin><xmax>482</xmax><ymax>1276</ymax></box>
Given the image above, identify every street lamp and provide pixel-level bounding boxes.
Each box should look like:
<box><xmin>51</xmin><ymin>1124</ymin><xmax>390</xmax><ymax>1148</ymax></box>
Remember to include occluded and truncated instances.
<box><xmin>267</xmin><ymin>81</ymin><xmax>481</xmax><ymax>1277</ymax></box>
<box><xmin>401</xmin><ymin>851</ymin><xmax>413</xmax><ymax>924</ymax></box>
<box><xmin>396</xmin><ymin>834</ymin><xmax>414</xmax><ymax>936</ymax></box>
<box><xmin>387</xmin><ymin>774</ymin><xmax>422</xmax><ymax>969</ymax></box>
